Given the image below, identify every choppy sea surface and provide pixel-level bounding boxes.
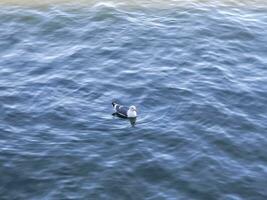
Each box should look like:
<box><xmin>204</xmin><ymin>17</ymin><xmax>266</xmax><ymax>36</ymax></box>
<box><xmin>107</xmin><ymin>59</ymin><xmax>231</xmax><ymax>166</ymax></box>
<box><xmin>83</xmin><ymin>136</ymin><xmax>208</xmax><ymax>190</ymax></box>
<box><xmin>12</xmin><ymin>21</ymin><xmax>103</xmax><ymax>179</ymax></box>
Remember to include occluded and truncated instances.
<box><xmin>0</xmin><ymin>0</ymin><xmax>267</xmax><ymax>199</ymax></box>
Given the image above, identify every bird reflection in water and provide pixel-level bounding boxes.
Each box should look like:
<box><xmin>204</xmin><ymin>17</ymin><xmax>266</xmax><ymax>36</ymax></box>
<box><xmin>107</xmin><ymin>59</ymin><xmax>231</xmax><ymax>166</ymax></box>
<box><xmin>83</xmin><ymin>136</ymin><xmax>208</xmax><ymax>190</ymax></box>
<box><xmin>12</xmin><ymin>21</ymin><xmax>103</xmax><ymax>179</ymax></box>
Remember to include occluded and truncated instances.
<box><xmin>112</xmin><ymin>113</ymin><xmax>137</xmax><ymax>127</ymax></box>
<box><xmin>129</xmin><ymin>117</ymin><xmax>136</xmax><ymax>127</ymax></box>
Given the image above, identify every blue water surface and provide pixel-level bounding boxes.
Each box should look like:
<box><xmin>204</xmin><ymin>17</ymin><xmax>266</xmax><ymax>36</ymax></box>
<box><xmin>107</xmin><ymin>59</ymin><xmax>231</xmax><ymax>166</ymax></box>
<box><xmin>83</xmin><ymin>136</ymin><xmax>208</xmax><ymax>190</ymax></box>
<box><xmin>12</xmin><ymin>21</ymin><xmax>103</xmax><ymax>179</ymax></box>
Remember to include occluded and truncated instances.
<box><xmin>0</xmin><ymin>1</ymin><xmax>267</xmax><ymax>199</ymax></box>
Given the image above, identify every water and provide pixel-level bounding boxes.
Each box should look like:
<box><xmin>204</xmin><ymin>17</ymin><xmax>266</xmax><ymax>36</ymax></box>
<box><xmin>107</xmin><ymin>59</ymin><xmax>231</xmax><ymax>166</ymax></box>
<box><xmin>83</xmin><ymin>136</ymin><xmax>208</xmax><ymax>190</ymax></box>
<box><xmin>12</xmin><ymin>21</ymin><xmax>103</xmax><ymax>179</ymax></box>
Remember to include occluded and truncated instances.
<box><xmin>0</xmin><ymin>1</ymin><xmax>267</xmax><ymax>199</ymax></box>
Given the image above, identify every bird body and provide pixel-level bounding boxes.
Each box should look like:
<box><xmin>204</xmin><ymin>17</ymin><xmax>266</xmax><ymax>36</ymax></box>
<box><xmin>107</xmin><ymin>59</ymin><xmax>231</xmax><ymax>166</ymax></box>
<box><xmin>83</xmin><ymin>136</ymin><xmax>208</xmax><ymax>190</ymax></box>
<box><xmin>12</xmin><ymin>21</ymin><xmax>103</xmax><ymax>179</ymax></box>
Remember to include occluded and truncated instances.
<box><xmin>112</xmin><ymin>102</ymin><xmax>137</xmax><ymax>118</ymax></box>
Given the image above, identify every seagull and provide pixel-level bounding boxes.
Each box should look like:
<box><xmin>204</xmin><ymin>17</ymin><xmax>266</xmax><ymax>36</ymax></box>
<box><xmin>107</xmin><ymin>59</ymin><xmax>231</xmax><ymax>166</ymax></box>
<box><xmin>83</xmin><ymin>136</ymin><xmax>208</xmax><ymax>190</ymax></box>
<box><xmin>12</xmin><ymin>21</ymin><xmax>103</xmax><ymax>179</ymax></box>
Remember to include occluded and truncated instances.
<box><xmin>112</xmin><ymin>102</ymin><xmax>137</xmax><ymax>118</ymax></box>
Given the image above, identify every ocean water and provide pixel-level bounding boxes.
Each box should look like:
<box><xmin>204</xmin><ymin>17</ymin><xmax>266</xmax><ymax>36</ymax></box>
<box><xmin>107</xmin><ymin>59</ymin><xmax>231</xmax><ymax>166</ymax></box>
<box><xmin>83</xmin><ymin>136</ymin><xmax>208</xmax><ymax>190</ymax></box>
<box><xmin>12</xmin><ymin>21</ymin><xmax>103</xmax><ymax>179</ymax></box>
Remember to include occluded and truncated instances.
<box><xmin>0</xmin><ymin>1</ymin><xmax>267</xmax><ymax>199</ymax></box>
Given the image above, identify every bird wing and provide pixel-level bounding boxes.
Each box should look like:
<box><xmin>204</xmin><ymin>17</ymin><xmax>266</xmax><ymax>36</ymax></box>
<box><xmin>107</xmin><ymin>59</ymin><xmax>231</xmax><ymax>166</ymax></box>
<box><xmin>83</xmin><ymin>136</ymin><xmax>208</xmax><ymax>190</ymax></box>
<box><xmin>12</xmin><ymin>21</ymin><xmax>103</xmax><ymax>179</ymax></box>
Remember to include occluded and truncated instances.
<box><xmin>115</xmin><ymin>105</ymin><xmax>128</xmax><ymax>117</ymax></box>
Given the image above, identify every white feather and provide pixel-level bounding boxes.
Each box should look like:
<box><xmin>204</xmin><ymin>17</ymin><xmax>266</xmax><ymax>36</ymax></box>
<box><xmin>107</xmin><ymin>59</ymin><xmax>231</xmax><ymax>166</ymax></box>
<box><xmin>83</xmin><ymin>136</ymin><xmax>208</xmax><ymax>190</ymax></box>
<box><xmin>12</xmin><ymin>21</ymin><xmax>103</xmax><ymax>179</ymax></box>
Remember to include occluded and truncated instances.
<box><xmin>127</xmin><ymin>105</ymin><xmax>137</xmax><ymax>118</ymax></box>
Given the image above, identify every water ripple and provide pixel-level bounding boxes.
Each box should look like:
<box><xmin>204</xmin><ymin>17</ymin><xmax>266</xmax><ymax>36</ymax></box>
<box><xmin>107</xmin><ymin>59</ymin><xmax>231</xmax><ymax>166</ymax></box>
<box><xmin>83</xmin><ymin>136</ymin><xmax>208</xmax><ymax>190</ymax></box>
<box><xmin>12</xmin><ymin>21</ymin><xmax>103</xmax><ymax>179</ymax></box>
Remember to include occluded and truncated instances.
<box><xmin>1</xmin><ymin>2</ymin><xmax>267</xmax><ymax>199</ymax></box>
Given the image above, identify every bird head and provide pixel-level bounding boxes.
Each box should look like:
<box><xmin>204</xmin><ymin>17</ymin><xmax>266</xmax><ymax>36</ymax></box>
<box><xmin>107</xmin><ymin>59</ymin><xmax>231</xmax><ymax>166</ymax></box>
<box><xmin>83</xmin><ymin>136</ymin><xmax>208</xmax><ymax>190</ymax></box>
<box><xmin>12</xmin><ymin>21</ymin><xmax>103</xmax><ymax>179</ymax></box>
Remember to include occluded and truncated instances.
<box><xmin>129</xmin><ymin>105</ymin><xmax>137</xmax><ymax>112</ymax></box>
